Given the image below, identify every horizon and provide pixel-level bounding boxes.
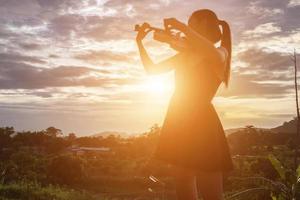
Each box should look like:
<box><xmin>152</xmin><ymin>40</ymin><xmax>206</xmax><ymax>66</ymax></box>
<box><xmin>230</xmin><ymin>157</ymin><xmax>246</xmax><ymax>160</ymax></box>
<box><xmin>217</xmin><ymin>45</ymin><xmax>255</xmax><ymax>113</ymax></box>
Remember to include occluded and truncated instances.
<box><xmin>7</xmin><ymin>116</ymin><xmax>296</xmax><ymax>137</ymax></box>
<box><xmin>0</xmin><ymin>0</ymin><xmax>299</xmax><ymax>136</ymax></box>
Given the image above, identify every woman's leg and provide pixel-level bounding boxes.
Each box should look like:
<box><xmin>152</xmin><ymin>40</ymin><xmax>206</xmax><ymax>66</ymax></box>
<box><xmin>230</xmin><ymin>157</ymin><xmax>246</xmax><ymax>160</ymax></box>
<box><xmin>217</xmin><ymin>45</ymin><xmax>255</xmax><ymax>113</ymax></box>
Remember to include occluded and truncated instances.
<box><xmin>172</xmin><ymin>165</ymin><xmax>198</xmax><ymax>200</ymax></box>
<box><xmin>196</xmin><ymin>170</ymin><xmax>224</xmax><ymax>200</ymax></box>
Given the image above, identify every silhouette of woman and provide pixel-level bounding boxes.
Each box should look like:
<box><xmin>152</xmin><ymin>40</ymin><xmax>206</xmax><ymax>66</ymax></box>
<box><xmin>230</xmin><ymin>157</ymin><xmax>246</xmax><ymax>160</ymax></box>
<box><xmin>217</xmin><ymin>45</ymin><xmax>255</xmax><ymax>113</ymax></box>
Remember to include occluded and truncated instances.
<box><xmin>136</xmin><ymin>9</ymin><xmax>234</xmax><ymax>200</ymax></box>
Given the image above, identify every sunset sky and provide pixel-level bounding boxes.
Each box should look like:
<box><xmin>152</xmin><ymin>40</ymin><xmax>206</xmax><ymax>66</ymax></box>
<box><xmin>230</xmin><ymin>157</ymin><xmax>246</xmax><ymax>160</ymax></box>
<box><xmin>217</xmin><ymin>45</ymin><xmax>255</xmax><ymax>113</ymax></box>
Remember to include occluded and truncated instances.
<box><xmin>0</xmin><ymin>0</ymin><xmax>299</xmax><ymax>136</ymax></box>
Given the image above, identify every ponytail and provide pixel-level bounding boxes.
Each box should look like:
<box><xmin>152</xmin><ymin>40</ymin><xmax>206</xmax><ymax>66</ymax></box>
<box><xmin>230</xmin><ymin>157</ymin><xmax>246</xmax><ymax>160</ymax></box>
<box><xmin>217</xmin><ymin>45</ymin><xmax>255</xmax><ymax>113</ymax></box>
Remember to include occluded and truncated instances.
<box><xmin>219</xmin><ymin>20</ymin><xmax>231</xmax><ymax>88</ymax></box>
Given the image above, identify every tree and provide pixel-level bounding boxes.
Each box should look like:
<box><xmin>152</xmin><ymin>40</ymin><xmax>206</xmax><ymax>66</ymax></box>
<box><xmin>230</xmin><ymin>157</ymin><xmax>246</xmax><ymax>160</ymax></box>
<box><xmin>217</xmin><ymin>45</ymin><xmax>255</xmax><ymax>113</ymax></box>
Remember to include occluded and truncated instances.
<box><xmin>0</xmin><ymin>127</ymin><xmax>14</xmax><ymax>148</ymax></box>
<box><xmin>47</xmin><ymin>155</ymin><xmax>86</xmax><ymax>185</ymax></box>
<box><xmin>68</xmin><ymin>133</ymin><xmax>76</xmax><ymax>141</ymax></box>
<box><xmin>45</xmin><ymin>127</ymin><xmax>62</xmax><ymax>138</ymax></box>
<box><xmin>244</xmin><ymin>125</ymin><xmax>257</xmax><ymax>134</ymax></box>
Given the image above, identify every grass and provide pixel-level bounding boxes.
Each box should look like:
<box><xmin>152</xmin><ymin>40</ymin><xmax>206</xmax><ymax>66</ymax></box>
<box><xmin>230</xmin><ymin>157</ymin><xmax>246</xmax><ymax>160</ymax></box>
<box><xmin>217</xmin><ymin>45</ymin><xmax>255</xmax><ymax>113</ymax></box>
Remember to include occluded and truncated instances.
<box><xmin>0</xmin><ymin>182</ymin><xmax>96</xmax><ymax>200</ymax></box>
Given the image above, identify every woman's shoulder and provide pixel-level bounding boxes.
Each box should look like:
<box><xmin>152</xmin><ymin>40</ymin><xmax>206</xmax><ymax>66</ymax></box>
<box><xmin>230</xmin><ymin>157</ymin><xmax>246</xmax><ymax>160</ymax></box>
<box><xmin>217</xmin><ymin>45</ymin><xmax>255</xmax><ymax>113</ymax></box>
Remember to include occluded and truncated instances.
<box><xmin>172</xmin><ymin>52</ymin><xmax>188</xmax><ymax>67</ymax></box>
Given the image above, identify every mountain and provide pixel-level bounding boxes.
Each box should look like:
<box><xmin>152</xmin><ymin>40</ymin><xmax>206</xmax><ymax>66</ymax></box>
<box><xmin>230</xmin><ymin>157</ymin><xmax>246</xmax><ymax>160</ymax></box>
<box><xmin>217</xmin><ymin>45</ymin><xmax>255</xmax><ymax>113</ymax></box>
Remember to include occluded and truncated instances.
<box><xmin>271</xmin><ymin>117</ymin><xmax>297</xmax><ymax>134</ymax></box>
<box><xmin>90</xmin><ymin>118</ymin><xmax>298</xmax><ymax>138</ymax></box>
<box><xmin>224</xmin><ymin>127</ymin><xmax>271</xmax><ymax>136</ymax></box>
<box><xmin>224</xmin><ymin>128</ymin><xmax>244</xmax><ymax>135</ymax></box>
<box><xmin>91</xmin><ymin>131</ymin><xmax>130</xmax><ymax>138</ymax></box>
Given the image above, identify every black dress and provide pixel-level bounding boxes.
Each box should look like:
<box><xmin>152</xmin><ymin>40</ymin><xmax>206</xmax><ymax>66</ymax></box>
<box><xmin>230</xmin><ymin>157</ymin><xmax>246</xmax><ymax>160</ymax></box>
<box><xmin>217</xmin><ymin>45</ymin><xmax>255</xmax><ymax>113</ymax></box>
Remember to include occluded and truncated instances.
<box><xmin>152</xmin><ymin>52</ymin><xmax>234</xmax><ymax>173</ymax></box>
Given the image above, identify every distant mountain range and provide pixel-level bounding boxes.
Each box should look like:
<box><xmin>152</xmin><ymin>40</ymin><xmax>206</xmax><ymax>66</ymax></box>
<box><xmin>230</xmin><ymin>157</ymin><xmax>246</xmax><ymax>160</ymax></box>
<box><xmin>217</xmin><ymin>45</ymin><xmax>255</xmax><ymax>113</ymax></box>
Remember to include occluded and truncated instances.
<box><xmin>224</xmin><ymin>127</ymin><xmax>270</xmax><ymax>135</ymax></box>
<box><xmin>224</xmin><ymin>128</ymin><xmax>244</xmax><ymax>135</ymax></box>
<box><xmin>91</xmin><ymin>131</ymin><xmax>130</xmax><ymax>138</ymax></box>
<box><xmin>225</xmin><ymin>117</ymin><xmax>298</xmax><ymax>135</ymax></box>
<box><xmin>91</xmin><ymin>117</ymin><xmax>298</xmax><ymax>138</ymax></box>
<box><xmin>270</xmin><ymin>117</ymin><xmax>297</xmax><ymax>134</ymax></box>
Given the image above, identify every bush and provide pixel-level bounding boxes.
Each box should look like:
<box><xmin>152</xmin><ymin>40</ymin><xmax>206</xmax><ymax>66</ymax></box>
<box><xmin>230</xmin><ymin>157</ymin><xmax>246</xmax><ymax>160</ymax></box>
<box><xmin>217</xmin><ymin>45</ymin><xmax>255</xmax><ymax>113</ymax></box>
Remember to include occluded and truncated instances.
<box><xmin>47</xmin><ymin>155</ymin><xmax>86</xmax><ymax>186</ymax></box>
<box><xmin>0</xmin><ymin>182</ymin><xmax>95</xmax><ymax>200</ymax></box>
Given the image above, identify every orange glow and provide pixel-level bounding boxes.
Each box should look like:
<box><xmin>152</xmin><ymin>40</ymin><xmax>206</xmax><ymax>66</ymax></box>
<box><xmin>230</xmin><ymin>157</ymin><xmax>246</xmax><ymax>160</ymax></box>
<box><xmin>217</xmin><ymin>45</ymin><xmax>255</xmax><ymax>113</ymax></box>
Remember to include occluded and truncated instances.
<box><xmin>142</xmin><ymin>75</ymin><xmax>174</xmax><ymax>95</ymax></box>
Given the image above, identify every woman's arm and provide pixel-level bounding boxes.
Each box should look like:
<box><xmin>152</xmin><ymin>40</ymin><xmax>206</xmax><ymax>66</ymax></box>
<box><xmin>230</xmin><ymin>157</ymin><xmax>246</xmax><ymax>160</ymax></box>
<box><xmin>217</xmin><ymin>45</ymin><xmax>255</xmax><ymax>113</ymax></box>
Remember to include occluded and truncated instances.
<box><xmin>164</xmin><ymin>18</ymin><xmax>225</xmax><ymax>63</ymax></box>
<box><xmin>163</xmin><ymin>18</ymin><xmax>227</xmax><ymax>80</ymax></box>
<box><xmin>136</xmin><ymin>23</ymin><xmax>181</xmax><ymax>75</ymax></box>
<box><xmin>186</xmin><ymin>28</ymin><xmax>223</xmax><ymax>61</ymax></box>
<box><xmin>137</xmin><ymin>40</ymin><xmax>181</xmax><ymax>75</ymax></box>
<box><xmin>186</xmin><ymin>31</ymin><xmax>228</xmax><ymax>81</ymax></box>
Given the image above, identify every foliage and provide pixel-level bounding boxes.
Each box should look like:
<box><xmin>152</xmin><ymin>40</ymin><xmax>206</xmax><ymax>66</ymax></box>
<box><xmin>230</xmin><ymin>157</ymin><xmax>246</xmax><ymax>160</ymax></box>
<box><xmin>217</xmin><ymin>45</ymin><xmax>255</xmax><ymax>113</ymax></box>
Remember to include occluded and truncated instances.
<box><xmin>0</xmin><ymin>182</ymin><xmax>95</xmax><ymax>200</ymax></box>
<box><xmin>1</xmin><ymin>124</ymin><xmax>300</xmax><ymax>199</ymax></box>
<box><xmin>47</xmin><ymin>155</ymin><xmax>86</xmax><ymax>186</ymax></box>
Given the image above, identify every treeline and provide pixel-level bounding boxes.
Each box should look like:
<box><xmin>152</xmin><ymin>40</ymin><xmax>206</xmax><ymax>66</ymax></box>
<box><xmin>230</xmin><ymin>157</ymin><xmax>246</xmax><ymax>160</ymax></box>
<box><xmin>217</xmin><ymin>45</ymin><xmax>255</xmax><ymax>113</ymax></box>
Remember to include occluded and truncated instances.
<box><xmin>0</xmin><ymin>125</ymin><xmax>162</xmax><ymax>199</ymax></box>
<box><xmin>227</xmin><ymin>125</ymin><xmax>297</xmax><ymax>155</ymax></box>
<box><xmin>0</xmin><ymin>124</ymin><xmax>298</xmax><ymax>199</ymax></box>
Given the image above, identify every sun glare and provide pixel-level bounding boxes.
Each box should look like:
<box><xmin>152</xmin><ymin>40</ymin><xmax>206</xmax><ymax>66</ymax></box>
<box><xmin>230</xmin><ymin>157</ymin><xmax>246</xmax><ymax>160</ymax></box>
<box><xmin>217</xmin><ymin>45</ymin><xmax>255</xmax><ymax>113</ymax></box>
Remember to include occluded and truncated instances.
<box><xmin>142</xmin><ymin>74</ymin><xmax>174</xmax><ymax>96</ymax></box>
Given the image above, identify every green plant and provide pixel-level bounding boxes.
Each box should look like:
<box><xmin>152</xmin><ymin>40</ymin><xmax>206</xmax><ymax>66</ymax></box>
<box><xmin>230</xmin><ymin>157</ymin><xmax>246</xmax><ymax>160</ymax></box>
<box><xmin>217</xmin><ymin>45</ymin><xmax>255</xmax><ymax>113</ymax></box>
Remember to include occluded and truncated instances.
<box><xmin>225</xmin><ymin>154</ymin><xmax>300</xmax><ymax>200</ymax></box>
<box><xmin>0</xmin><ymin>181</ymin><xmax>96</xmax><ymax>200</ymax></box>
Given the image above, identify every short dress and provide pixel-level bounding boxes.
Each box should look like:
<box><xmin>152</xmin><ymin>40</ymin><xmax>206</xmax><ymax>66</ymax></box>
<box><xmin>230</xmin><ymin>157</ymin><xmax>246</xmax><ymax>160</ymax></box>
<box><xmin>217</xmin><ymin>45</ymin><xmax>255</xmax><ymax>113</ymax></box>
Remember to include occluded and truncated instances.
<box><xmin>152</xmin><ymin>52</ymin><xmax>234</xmax><ymax>173</ymax></box>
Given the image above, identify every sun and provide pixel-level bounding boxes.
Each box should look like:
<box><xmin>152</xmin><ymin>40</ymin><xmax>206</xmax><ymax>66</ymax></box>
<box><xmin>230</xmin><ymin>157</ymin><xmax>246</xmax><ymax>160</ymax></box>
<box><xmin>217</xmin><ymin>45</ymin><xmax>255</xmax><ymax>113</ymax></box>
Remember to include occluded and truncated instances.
<box><xmin>142</xmin><ymin>74</ymin><xmax>174</xmax><ymax>95</ymax></box>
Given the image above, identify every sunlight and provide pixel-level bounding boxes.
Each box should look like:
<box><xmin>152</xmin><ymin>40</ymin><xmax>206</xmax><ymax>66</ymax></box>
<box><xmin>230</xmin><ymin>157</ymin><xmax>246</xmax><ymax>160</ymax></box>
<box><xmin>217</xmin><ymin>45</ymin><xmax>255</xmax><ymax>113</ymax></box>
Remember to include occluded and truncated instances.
<box><xmin>142</xmin><ymin>74</ymin><xmax>174</xmax><ymax>96</ymax></box>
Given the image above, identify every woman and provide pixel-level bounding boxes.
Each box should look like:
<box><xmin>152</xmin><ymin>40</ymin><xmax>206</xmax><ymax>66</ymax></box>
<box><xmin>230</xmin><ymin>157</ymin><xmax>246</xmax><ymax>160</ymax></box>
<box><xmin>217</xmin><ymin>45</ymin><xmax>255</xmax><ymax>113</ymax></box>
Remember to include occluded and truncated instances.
<box><xmin>136</xmin><ymin>9</ymin><xmax>234</xmax><ymax>200</ymax></box>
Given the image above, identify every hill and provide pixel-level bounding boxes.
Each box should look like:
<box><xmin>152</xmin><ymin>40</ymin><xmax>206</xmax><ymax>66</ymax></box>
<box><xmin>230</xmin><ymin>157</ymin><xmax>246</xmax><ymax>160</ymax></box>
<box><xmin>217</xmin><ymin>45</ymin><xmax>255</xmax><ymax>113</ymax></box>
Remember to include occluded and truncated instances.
<box><xmin>271</xmin><ymin>117</ymin><xmax>297</xmax><ymax>133</ymax></box>
<box><xmin>89</xmin><ymin>117</ymin><xmax>298</xmax><ymax>139</ymax></box>
<box><xmin>91</xmin><ymin>131</ymin><xmax>130</xmax><ymax>138</ymax></box>
<box><xmin>225</xmin><ymin>127</ymin><xmax>271</xmax><ymax>136</ymax></box>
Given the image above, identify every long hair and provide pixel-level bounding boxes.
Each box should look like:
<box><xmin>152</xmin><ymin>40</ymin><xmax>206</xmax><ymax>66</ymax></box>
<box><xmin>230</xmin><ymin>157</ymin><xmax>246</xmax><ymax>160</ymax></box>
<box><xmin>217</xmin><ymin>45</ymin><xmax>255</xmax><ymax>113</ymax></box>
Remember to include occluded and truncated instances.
<box><xmin>188</xmin><ymin>9</ymin><xmax>232</xmax><ymax>88</ymax></box>
<box><xmin>219</xmin><ymin>20</ymin><xmax>231</xmax><ymax>88</ymax></box>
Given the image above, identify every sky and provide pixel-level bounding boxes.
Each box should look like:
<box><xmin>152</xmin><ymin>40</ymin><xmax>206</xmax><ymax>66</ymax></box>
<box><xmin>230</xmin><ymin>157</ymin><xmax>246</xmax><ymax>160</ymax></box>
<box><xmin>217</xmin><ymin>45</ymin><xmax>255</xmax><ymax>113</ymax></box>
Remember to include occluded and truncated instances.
<box><xmin>0</xmin><ymin>0</ymin><xmax>299</xmax><ymax>136</ymax></box>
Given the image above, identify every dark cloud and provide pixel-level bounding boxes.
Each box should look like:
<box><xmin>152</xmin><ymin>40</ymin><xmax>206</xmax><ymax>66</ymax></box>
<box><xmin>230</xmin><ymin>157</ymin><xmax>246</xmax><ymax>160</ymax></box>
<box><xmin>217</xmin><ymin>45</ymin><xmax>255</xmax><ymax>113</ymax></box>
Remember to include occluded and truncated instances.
<box><xmin>44</xmin><ymin>65</ymin><xmax>109</xmax><ymax>77</ymax></box>
<box><xmin>18</xmin><ymin>42</ymin><xmax>44</xmax><ymax>50</ymax></box>
<box><xmin>0</xmin><ymin>52</ymin><xmax>46</xmax><ymax>64</ymax></box>
<box><xmin>74</xmin><ymin>50</ymin><xmax>136</xmax><ymax>64</ymax></box>
<box><xmin>217</xmin><ymin>47</ymin><xmax>295</xmax><ymax>98</ymax></box>
<box><xmin>239</xmin><ymin>0</ymin><xmax>299</xmax><ymax>38</ymax></box>
<box><xmin>217</xmin><ymin>71</ymin><xmax>293</xmax><ymax>98</ymax></box>
<box><xmin>48</xmin><ymin>54</ymin><xmax>60</xmax><ymax>58</ymax></box>
<box><xmin>36</xmin><ymin>0</ymin><xmax>84</xmax><ymax>11</ymax></box>
<box><xmin>0</xmin><ymin>91</ymin><xmax>54</xmax><ymax>98</ymax></box>
<box><xmin>47</xmin><ymin>14</ymin><xmax>137</xmax><ymax>42</ymax></box>
<box><xmin>281</xmin><ymin>5</ymin><xmax>300</xmax><ymax>31</ymax></box>
<box><xmin>48</xmin><ymin>14</ymin><xmax>85</xmax><ymax>38</ymax></box>
<box><xmin>77</xmin><ymin>0</ymin><xmax>198</xmax><ymax>42</ymax></box>
<box><xmin>0</xmin><ymin>61</ymin><xmax>139</xmax><ymax>89</ymax></box>
<box><xmin>0</xmin><ymin>26</ymin><xmax>15</xmax><ymax>38</ymax></box>
<box><xmin>81</xmin><ymin>16</ymin><xmax>137</xmax><ymax>42</ymax></box>
<box><xmin>0</xmin><ymin>0</ymin><xmax>297</xmax><ymax>44</ymax></box>
<box><xmin>238</xmin><ymin>48</ymin><xmax>293</xmax><ymax>71</ymax></box>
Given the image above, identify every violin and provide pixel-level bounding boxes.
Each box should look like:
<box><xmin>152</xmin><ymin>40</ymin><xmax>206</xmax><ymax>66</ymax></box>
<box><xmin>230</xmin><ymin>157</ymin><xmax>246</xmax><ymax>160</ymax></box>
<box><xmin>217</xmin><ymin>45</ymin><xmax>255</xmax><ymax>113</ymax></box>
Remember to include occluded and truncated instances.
<box><xmin>134</xmin><ymin>23</ymin><xmax>189</xmax><ymax>52</ymax></box>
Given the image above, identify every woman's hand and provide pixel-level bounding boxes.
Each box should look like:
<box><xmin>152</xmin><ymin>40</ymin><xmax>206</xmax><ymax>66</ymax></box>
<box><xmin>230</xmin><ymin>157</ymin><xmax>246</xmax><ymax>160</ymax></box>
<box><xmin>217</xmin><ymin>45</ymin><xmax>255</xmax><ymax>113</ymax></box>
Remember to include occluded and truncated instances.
<box><xmin>136</xmin><ymin>23</ymin><xmax>152</xmax><ymax>42</ymax></box>
<box><xmin>164</xmin><ymin>18</ymin><xmax>188</xmax><ymax>34</ymax></box>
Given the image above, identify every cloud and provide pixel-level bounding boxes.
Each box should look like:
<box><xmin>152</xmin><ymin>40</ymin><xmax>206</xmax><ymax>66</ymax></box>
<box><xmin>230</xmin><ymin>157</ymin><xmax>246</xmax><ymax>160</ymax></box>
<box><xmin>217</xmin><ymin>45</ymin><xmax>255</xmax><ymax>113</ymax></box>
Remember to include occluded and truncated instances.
<box><xmin>48</xmin><ymin>14</ymin><xmax>85</xmax><ymax>38</ymax></box>
<box><xmin>18</xmin><ymin>42</ymin><xmax>44</xmax><ymax>50</ymax></box>
<box><xmin>74</xmin><ymin>50</ymin><xmax>136</xmax><ymax>64</ymax></box>
<box><xmin>81</xmin><ymin>16</ymin><xmax>137</xmax><ymax>42</ymax></box>
<box><xmin>246</xmin><ymin>1</ymin><xmax>283</xmax><ymax>19</ymax></box>
<box><xmin>237</xmin><ymin>48</ymin><xmax>292</xmax><ymax>71</ymax></box>
<box><xmin>0</xmin><ymin>0</ymin><xmax>41</xmax><ymax>21</ymax></box>
<box><xmin>0</xmin><ymin>61</ymin><xmax>138</xmax><ymax>89</ymax></box>
<box><xmin>0</xmin><ymin>52</ymin><xmax>46</xmax><ymax>64</ymax></box>
<box><xmin>0</xmin><ymin>90</ymin><xmax>54</xmax><ymax>98</ymax></box>
<box><xmin>243</xmin><ymin>22</ymin><xmax>281</xmax><ymax>38</ymax></box>
<box><xmin>218</xmin><ymin>71</ymin><xmax>293</xmax><ymax>98</ymax></box>
<box><xmin>217</xmin><ymin>47</ymin><xmax>295</xmax><ymax>98</ymax></box>
<box><xmin>288</xmin><ymin>0</ymin><xmax>300</xmax><ymax>7</ymax></box>
<box><xmin>36</xmin><ymin>0</ymin><xmax>83</xmax><ymax>11</ymax></box>
<box><xmin>0</xmin><ymin>0</ymin><xmax>299</xmax><ymax>133</ymax></box>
